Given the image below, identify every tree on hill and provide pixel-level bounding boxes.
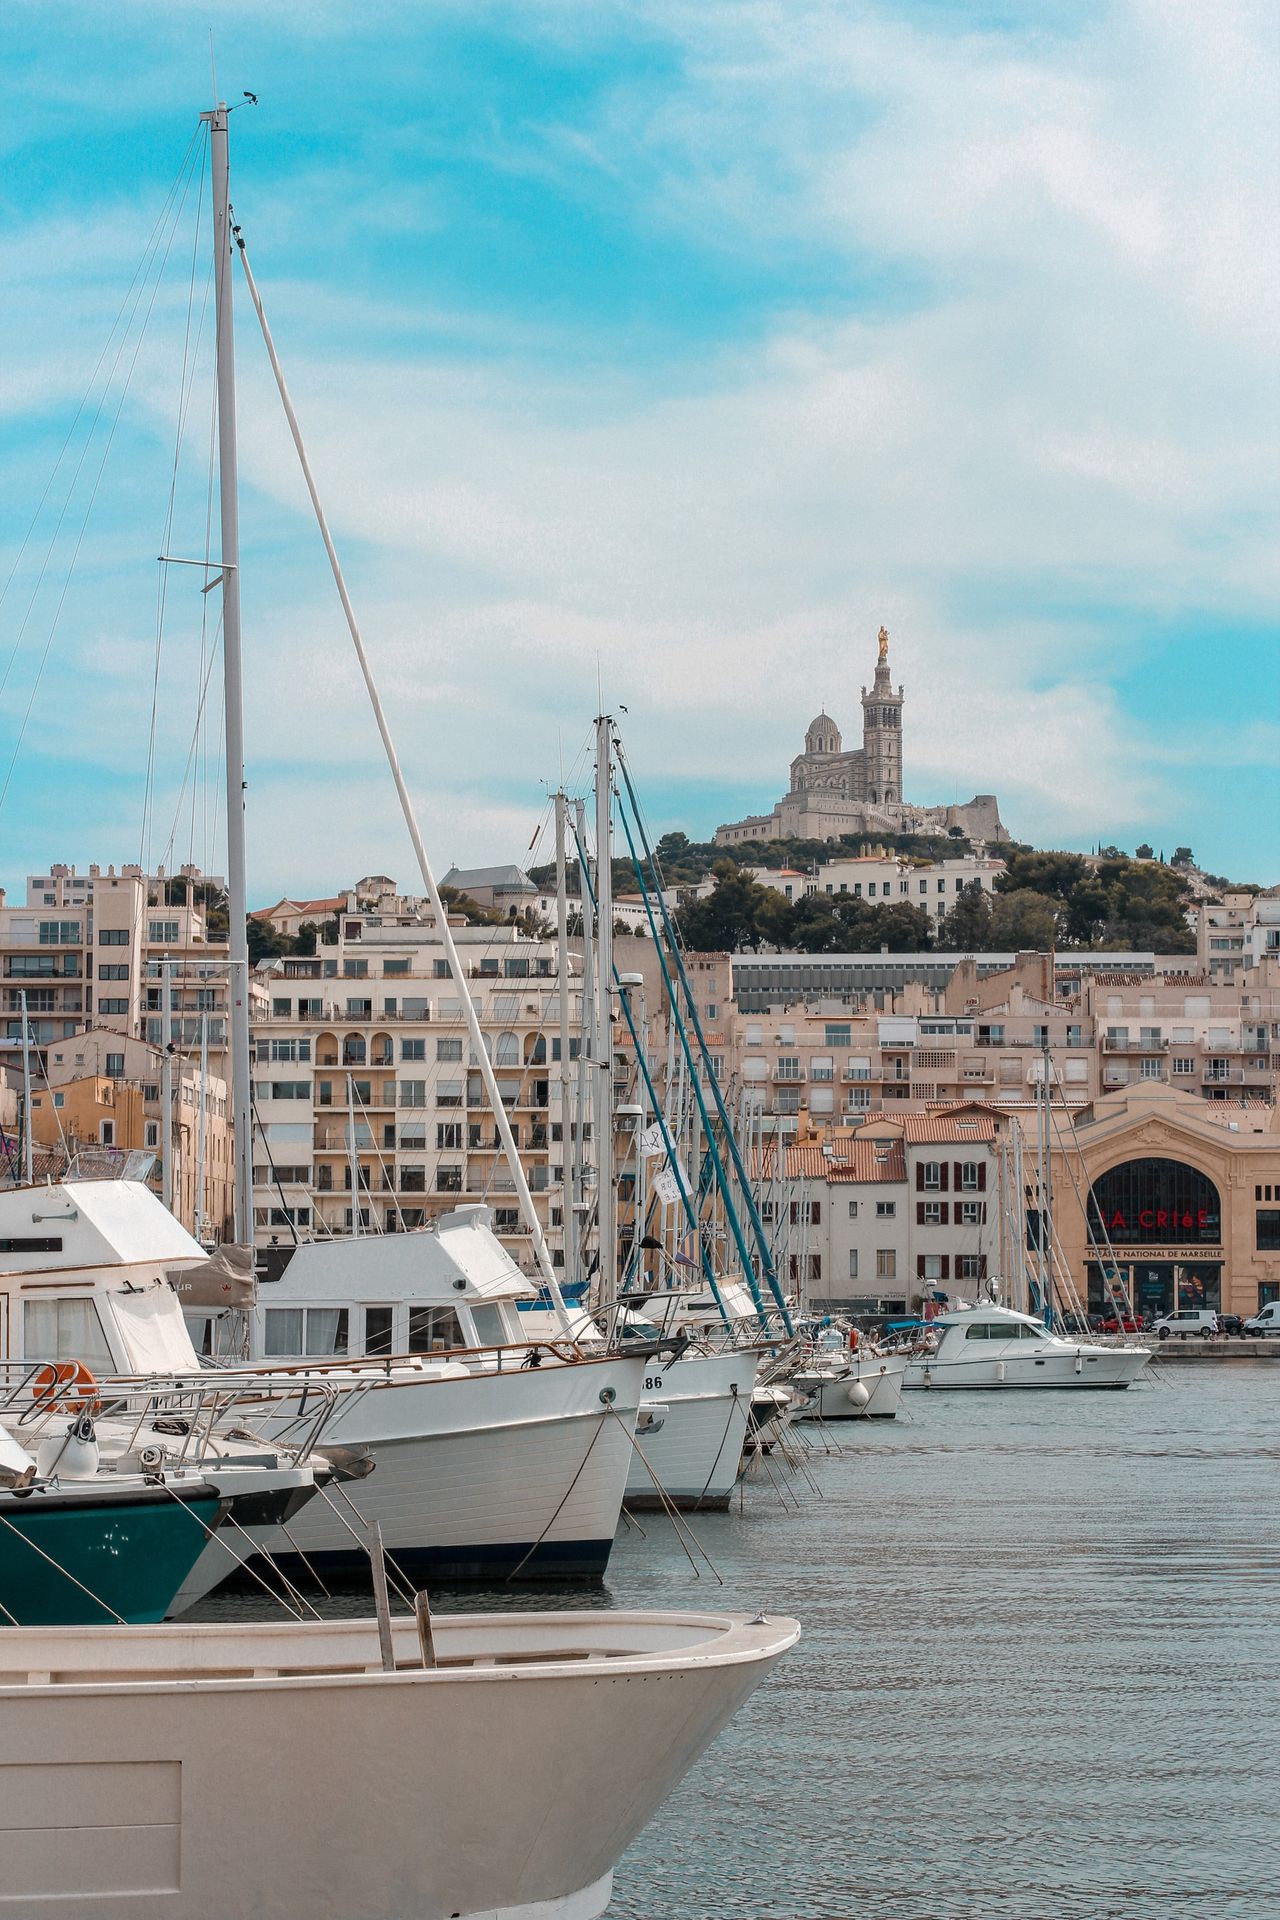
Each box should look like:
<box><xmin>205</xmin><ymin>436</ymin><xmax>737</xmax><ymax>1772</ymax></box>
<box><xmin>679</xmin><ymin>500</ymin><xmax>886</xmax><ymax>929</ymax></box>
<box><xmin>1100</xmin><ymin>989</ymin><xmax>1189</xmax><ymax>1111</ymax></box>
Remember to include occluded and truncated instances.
<box><xmin>672</xmin><ymin>863</ymin><xmax>780</xmax><ymax>952</ymax></box>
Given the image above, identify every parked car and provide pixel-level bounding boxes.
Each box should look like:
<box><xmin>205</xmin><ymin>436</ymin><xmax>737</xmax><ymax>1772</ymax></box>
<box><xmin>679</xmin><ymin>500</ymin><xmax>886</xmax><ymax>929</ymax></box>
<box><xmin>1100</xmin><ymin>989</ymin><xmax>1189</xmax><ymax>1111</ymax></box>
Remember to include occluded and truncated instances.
<box><xmin>1150</xmin><ymin>1309</ymin><xmax>1219</xmax><ymax>1340</ymax></box>
<box><xmin>1217</xmin><ymin>1314</ymin><xmax>1247</xmax><ymax>1337</ymax></box>
<box><xmin>1094</xmin><ymin>1312</ymin><xmax>1144</xmax><ymax>1334</ymax></box>
<box><xmin>1244</xmin><ymin>1301</ymin><xmax>1280</xmax><ymax>1335</ymax></box>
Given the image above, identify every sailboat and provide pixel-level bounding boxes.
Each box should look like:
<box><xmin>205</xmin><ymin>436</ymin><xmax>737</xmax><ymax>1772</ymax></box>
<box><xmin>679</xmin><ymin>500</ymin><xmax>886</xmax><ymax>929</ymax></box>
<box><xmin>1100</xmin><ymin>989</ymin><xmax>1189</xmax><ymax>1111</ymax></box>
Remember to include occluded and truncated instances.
<box><xmin>0</xmin><ymin>100</ymin><xmax>801</xmax><ymax>1920</ymax></box>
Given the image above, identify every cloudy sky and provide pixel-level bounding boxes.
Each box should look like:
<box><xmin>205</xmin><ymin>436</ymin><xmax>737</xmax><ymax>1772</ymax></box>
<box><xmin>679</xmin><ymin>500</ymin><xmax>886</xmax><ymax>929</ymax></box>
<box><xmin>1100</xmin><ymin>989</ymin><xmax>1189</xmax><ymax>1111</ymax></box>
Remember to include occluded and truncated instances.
<box><xmin>1</xmin><ymin>0</ymin><xmax>1276</xmax><ymax>899</ymax></box>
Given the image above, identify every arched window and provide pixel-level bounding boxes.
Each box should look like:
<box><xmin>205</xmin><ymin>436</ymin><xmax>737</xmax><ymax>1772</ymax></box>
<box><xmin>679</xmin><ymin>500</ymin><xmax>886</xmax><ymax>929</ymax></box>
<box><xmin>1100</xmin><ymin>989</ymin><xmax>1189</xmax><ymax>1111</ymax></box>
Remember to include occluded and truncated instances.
<box><xmin>494</xmin><ymin>1030</ymin><xmax>520</xmax><ymax>1067</ymax></box>
<box><xmin>342</xmin><ymin>1032</ymin><xmax>366</xmax><ymax>1066</ymax></box>
<box><xmin>868</xmin><ymin>789</ymin><xmax>878</xmax><ymax>804</ymax></box>
<box><xmin>1088</xmin><ymin>1158</ymin><xmax>1221</xmax><ymax>1245</ymax></box>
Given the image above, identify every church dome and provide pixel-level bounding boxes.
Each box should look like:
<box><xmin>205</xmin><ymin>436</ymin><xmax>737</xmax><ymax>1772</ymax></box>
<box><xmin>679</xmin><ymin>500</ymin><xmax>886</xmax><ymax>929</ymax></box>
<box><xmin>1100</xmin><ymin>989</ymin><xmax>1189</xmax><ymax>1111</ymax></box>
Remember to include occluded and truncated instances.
<box><xmin>804</xmin><ymin>712</ymin><xmax>842</xmax><ymax>756</ymax></box>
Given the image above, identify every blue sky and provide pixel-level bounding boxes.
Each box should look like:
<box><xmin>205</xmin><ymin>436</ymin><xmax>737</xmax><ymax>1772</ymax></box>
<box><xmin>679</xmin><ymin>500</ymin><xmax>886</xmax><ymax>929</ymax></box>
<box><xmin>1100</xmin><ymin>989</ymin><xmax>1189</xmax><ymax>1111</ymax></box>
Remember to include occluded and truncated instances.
<box><xmin>1</xmin><ymin>0</ymin><xmax>1276</xmax><ymax>900</ymax></box>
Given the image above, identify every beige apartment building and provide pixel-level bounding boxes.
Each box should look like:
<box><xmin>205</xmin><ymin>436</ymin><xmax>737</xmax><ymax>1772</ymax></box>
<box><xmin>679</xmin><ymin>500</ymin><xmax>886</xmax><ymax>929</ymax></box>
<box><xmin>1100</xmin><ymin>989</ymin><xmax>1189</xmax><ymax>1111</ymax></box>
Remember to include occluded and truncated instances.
<box><xmin>0</xmin><ymin>861</ymin><xmax>231</xmax><ymax>1075</ymax></box>
<box><xmin>753</xmin><ymin>1108</ymin><xmax>1006</xmax><ymax>1314</ymax></box>
<box><xmin>25</xmin><ymin>1030</ymin><xmax>233</xmax><ymax>1243</ymax></box>
<box><xmin>1196</xmin><ymin>889</ymin><xmax>1280</xmax><ymax>979</ymax></box>
<box><xmin>250</xmin><ymin>891</ymin><xmax>588</xmax><ymax>1278</ymax></box>
<box><xmin>748</xmin><ymin>850</ymin><xmax>1006</xmax><ymax>927</ymax></box>
<box><xmin>617</xmin><ymin>944</ymin><xmax>1280</xmax><ymax>1142</ymax></box>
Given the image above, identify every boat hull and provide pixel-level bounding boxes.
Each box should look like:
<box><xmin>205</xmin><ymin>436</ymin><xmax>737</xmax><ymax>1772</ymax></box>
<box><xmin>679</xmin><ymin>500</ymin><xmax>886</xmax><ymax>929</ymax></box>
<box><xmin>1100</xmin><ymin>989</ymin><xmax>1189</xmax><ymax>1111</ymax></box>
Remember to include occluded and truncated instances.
<box><xmin>624</xmin><ymin>1351</ymin><xmax>759</xmax><ymax>1510</ymax></box>
<box><xmin>179</xmin><ymin>1353</ymin><xmax>645</xmax><ymax>1601</ymax></box>
<box><xmin>0</xmin><ymin>1609</ymin><xmax>799</xmax><ymax>1920</ymax></box>
<box><xmin>902</xmin><ymin>1349</ymin><xmax>1148</xmax><ymax>1389</ymax></box>
<box><xmin>791</xmin><ymin>1353</ymin><xmax>908</xmax><ymax>1422</ymax></box>
<box><xmin>0</xmin><ymin>1487</ymin><xmax>223</xmax><ymax>1627</ymax></box>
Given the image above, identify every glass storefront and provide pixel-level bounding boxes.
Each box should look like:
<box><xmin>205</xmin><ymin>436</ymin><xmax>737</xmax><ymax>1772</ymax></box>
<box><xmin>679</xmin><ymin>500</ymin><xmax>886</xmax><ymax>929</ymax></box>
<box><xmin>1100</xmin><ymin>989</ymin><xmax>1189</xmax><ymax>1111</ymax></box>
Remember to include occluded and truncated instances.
<box><xmin>1088</xmin><ymin>1261</ymin><xmax>1221</xmax><ymax>1318</ymax></box>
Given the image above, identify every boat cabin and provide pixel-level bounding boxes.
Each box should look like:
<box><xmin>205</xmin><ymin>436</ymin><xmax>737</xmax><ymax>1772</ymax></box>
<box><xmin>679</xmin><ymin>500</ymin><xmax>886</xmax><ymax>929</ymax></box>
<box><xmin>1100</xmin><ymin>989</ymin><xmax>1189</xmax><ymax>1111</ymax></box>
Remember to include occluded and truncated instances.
<box><xmin>247</xmin><ymin>1205</ymin><xmax>537</xmax><ymax>1361</ymax></box>
<box><xmin>0</xmin><ymin>1180</ymin><xmax>206</xmax><ymax>1378</ymax></box>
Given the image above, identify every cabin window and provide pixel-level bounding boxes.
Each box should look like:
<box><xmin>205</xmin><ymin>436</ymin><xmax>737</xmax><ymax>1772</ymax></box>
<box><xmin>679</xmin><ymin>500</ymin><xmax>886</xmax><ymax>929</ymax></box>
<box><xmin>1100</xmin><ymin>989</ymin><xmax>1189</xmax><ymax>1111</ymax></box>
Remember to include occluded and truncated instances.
<box><xmin>263</xmin><ymin>1306</ymin><xmax>350</xmax><ymax>1357</ymax></box>
<box><xmin>23</xmin><ymin>1296</ymin><xmax>114</xmax><ymax>1373</ymax></box>
<box><xmin>363</xmin><ymin>1305</ymin><xmax>396</xmax><ymax>1355</ymax></box>
<box><xmin>263</xmin><ymin>1308</ymin><xmax>304</xmax><ymax>1356</ymax></box>
<box><xmin>409</xmin><ymin>1306</ymin><xmax>462</xmax><ymax>1353</ymax></box>
<box><xmin>470</xmin><ymin>1304</ymin><xmax>508</xmax><ymax>1348</ymax></box>
<box><xmin>963</xmin><ymin>1321</ymin><xmax>1014</xmax><ymax>1340</ymax></box>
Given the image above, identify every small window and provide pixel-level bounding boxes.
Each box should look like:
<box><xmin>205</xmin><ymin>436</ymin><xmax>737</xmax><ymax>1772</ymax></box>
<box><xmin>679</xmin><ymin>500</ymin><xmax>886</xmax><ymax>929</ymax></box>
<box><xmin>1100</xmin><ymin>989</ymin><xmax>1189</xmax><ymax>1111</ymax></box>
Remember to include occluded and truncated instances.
<box><xmin>847</xmin><ymin>1200</ymin><xmax>858</xmax><ymax>1220</ymax></box>
<box><xmin>876</xmin><ymin>1200</ymin><xmax>896</xmax><ymax>1218</ymax></box>
<box><xmin>408</xmin><ymin>1306</ymin><xmax>463</xmax><ymax>1353</ymax></box>
<box><xmin>364</xmin><ymin>1306</ymin><xmax>396</xmax><ymax>1355</ymax></box>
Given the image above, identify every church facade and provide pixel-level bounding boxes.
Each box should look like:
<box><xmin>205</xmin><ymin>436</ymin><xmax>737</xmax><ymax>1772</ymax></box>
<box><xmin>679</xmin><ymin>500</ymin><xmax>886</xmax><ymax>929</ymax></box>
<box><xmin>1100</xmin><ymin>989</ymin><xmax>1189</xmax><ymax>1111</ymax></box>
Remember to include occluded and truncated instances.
<box><xmin>714</xmin><ymin>628</ymin><xmax>1007</xmax><ymax>848</ymax></box>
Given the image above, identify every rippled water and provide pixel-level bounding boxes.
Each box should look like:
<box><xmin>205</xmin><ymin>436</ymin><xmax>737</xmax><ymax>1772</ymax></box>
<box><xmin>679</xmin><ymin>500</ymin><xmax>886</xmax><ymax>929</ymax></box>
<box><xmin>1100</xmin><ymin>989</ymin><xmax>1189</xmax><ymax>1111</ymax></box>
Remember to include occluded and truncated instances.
<box><xmin>196</xmin><ymin>1360</ymin><xmax>1280</xmax><ymax>1918</ymax></box>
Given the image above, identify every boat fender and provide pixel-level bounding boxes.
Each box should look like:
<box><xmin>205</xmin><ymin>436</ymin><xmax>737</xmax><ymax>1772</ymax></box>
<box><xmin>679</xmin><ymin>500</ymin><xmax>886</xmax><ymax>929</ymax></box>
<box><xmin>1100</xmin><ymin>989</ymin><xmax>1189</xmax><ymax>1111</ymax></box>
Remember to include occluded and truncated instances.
<box><xmin>844</xmin><ymin>1378</ymin><xmax>870</xmax><ymax>1409</ymax></box>
<box><xmin>36</xmin><ymin>1414</ymin><xmax>100</xmax><ymax>1482</ymax></box>
<box><xmin>1075</xmin><ymin>1352</ymin><xmax>1083</xmax><ymax>1375</ymax></box>
<box><xmin>995</xmin><ymin>1360</ymin><xmax>1006</xmax><ymax>1382</ymax></box>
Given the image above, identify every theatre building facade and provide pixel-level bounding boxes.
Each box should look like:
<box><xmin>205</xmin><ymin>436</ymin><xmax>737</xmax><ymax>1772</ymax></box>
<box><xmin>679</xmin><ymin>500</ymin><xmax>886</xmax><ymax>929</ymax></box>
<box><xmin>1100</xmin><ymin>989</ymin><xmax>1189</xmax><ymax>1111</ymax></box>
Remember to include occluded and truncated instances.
<box><xmin>1050</xmin><ymin>1083</ymin><xmax>1280</xmax><ymax>1320</ymax></box>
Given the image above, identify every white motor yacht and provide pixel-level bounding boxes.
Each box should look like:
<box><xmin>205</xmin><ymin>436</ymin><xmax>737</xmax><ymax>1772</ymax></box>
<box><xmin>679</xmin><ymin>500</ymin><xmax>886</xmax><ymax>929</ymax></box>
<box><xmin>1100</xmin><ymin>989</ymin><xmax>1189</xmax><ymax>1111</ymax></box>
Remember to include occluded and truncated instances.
<box><xmin>0</xmin><ymin>1180</ymin><xmax>647</xmax><ymax>1586</ymax></box>
<box><xmin>0</xmin><ymin>1606</ymin><xmax>798</xmax><ymax>1920</ymax></box>
<box><xmin>901</xmin><ymin>1303</ymin><xmax>1150</xmax><ymax>1389</ymax></box>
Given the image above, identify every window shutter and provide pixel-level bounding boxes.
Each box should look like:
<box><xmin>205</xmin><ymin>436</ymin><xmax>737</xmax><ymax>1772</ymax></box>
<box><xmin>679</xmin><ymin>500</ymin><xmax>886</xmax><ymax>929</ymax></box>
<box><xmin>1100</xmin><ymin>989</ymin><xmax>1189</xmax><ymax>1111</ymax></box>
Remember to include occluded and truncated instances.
<box><xmin>916</xmin><ymin>1162</ymin><xmax>925</xmax><ymax>1191</ymax></box>
<box><xmin>916</xmin><ymin>1253</ymin><xmax>927</xmax><ymax>1278</ymax></box>
<box><xmin>940</xmin><ymin>1255</ymin><xmax>950</xmax><ymax>1279</ymax></box>
<box><xmin>811</xmin><ymin>1201</ymin><xmax>821</xmax><ymax>1224</ymax></box>
<box><xmin>940</xmin><ymin>1202</ymin><xmax>949</xmax><ymax>1226</ymax></box>
<box><xmin>916</xmin><ymin>1202</ymin><xmax>925</xmax><ymax>1225</ymax></box>
<box><xmin>978</xmin><ymin>1162</ymin><xmax>987</xmax><ymax>1191</ymax></box>
<box><xmin>940</xmin><ymin>1162</ymin><xmax>949</xmax><ymax>1192</ymax></box>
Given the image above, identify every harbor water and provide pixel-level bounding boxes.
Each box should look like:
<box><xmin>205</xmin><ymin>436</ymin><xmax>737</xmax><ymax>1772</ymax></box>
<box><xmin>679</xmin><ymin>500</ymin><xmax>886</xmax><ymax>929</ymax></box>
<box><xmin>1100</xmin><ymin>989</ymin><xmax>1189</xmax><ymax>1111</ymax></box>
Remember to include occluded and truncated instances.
<box><xmin>198</xmin><ymin>1360</ymin><xmax>1280</xmax><ymax>1919</ymax></box>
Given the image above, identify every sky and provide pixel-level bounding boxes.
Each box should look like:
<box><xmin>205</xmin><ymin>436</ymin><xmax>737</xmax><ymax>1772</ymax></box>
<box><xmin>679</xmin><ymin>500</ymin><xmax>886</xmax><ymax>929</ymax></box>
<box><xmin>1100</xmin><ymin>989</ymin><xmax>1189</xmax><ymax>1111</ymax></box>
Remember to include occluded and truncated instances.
<box><xmin>0</xmin><ymin>0</ymin><xmax>1276</xmax><ymax>902</ymax></box>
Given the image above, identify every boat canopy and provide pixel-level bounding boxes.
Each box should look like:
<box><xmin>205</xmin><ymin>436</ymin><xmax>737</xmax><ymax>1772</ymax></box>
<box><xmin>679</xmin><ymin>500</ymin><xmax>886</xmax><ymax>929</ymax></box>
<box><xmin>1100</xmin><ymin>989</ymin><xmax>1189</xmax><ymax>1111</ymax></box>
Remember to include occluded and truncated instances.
<box><xmin>263</xmin><ymin>1206</ymin><xmax>537</xmax><ymax>1308</ymax></box>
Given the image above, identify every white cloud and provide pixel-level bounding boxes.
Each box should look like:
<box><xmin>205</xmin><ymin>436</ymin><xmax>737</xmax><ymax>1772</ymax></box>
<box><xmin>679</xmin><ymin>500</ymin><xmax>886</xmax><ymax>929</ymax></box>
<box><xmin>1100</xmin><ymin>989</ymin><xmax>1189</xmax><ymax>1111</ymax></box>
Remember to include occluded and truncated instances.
<box><xmin>1</xmin><ymin>0</ymin><xmax>1276</xmax><ymax>886</ymax></box>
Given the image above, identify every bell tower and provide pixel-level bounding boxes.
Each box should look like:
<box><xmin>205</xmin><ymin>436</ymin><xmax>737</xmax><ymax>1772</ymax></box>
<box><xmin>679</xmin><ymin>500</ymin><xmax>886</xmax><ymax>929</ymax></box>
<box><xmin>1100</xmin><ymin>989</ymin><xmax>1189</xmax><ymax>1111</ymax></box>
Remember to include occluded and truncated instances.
<box><xmin>860</xmin><ymin>626</ymin><xmax>904</xmax><ymax>805</ymax></box>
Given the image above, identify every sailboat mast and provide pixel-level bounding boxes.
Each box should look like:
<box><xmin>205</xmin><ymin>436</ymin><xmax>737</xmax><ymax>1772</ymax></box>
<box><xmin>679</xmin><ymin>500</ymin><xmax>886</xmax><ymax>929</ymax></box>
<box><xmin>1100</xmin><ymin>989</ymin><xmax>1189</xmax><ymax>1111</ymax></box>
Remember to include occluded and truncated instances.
<box><xmin>594</xmin><ymin>716</ymin><xmax>616</xmax><ymax>1305</ymax></box>
<box><xmin>553</xmin><ymin>793</ymin><xmax>575</xmax><ymax>1293</ymax></box>
<box><xmin>207</xmin><ymin>104</ymin><xmax>253</xmax><ymax>1246</ymax></box>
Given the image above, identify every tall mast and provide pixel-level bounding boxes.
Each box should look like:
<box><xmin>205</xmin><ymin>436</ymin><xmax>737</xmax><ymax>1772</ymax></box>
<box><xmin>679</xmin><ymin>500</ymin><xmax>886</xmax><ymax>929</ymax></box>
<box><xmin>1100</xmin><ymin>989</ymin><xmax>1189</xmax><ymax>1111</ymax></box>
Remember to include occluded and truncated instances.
<box><xmin>206</xmin><ymin>103</ymin><xmax>253</xmax><ymax>1246</ymax></box>
<box><xmin>19</xmin><ymin>992</ymin><xmax>34</xmax><ymax>1185</ymax></box>
<box><xmin>553</xmin><ymin>793</ymin><xmax>575</xmax><ymax>1293</ymax></box>
<box><xmin>572</xmin><ymin>797</ymin><xmax>595</xmax><ymax>1299</ymax></box>
<box><xmin>594</xmin><ymin>716</ymin><xmax>616</xmax><ymax>1304</ymax></box>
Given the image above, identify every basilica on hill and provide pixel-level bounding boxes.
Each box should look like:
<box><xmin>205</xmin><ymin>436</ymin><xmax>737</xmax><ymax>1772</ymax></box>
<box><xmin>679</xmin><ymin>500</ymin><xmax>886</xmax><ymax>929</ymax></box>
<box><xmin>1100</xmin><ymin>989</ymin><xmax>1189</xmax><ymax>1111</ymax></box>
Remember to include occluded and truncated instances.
<box><xmin>714</xmin><ymin>627</ymin><xmax>1008</xmax><ymax>848</ymax></box>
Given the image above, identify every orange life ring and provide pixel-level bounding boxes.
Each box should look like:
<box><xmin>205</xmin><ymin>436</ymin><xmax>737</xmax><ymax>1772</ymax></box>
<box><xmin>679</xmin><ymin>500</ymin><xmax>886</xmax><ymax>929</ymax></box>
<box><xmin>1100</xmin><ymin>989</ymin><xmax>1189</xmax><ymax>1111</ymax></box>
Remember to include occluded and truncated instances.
<box><xmin>848</xmin><ymin>1327</ymin><xmax>860</xmax><ymax>1353</ymax></box>
<box><xmin>31</xmin><ymin>1359</ymin><xmax>101</xmax><ymax>1415</ymax></box>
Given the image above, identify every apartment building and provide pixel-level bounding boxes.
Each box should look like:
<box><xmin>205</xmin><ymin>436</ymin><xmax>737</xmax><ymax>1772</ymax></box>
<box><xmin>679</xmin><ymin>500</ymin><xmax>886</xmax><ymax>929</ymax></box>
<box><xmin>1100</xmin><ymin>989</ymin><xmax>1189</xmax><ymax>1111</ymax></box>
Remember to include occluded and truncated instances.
<box><xmin>748</xmin><ymin>849</ymin><xmax>1005</xmax><ymax>927</ymax></box>
<box><xmin>250</xmin><ymin>901</ymin><xmax>588</xmax><ymax>1277</ymax></box>
<box><xmin>1196</xmin><ymin>889</ymin><xmax>1280</xmax><ymax>979</ymax></box>
<box><xmin>31</xmin><ymin>1031</ymin><xmax>234</xmax><ymax>1243</ymax></box>
<box><xmin>753</xmin><ymin>1108</ymin><xmax>1004</xmax><ymax>1313</ymax></box>
<box><xmin>0</xmin><ymin>862</ymin><xmax>230</xmax><ymax>1078</ymax></box>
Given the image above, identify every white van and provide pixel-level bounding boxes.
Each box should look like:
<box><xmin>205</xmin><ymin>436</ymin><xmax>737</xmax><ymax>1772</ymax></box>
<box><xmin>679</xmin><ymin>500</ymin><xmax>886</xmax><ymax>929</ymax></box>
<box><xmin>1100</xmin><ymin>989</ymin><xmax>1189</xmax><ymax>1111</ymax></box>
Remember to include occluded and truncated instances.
<box><xmin>1150</xmin><ymin>1309</ymin><xmax>1219</xmax><ymax>1340</ymax></box>
<box><xmin>1245</xmin><ymin>1301</ymin><xmax>1280</xmax><ymax>1335</ymax></box>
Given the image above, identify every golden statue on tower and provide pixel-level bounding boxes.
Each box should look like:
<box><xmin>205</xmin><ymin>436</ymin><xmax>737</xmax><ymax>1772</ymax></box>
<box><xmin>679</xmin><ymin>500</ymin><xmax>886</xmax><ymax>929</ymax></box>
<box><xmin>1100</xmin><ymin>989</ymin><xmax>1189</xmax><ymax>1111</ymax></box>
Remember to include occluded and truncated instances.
<box><xmin>877</xmin><ymin>625</ymin><xmax>889</xmax><ymax>661</ymax></box>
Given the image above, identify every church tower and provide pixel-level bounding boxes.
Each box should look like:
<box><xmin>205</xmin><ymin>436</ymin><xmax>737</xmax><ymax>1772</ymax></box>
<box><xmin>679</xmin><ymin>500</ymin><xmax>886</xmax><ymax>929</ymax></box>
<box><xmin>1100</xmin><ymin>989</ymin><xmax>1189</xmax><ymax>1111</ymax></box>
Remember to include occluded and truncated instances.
<box><xmin>860</xmin><ymin>626</ymin><xmax>904</xmax><ymax>805</ymax></box>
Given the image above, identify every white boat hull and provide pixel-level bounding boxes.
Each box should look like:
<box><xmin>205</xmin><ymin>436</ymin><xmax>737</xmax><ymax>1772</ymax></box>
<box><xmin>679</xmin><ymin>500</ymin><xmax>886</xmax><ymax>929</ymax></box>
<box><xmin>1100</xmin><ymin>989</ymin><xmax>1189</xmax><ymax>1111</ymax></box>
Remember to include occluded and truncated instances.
<box><xmin>625</xmin><ymin>1351</ymin><xmax>759</xmax><ymax>1510</ymax></box>
<box><xmin>0</xmin><ymin>1609</ymin><xmax>799</xmax><ymax>1920</ymax></box>
<box><xmin>902</xmin><ymin>1347</ymin><xmax>1148</xmax><ymax>1389</ymax></box>
<box><xmin>791</xmin><ymin>1353</ymin><xmax>907</xmax><ymax>1421</ymax></box>
<box><xmin>179</xmin><ymin>1353</ymin><xmax>645</xmax><ymax>1597</ymax></box>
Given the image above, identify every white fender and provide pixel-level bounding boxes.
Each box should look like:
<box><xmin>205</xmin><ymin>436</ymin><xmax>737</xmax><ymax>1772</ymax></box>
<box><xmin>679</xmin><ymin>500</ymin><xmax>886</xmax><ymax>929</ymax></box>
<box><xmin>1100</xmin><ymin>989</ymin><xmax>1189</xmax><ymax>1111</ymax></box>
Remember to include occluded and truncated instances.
<box><xmin>844</xmin><ymin>1378</ymin><xmax>871</xmax><ymax>1409</ymax></box>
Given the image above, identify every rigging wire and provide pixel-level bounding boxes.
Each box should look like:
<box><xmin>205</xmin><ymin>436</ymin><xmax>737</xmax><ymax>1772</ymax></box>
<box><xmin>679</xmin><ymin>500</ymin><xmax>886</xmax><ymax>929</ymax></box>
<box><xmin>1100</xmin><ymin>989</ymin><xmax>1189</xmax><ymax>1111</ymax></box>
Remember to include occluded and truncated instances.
<box><xmin>141</xmin><ymin>129</ymin><xmax>213</xmax><ymax>871</ymax></box>
<box><xmin>0</xmin><ymin>121</ymin><xmax>205</xmax><ymax>655</ymax></box>
<box><xmin>0</xmin><ymin>133</ymin><xmax>207</xmax><ymax>821</ymax></box>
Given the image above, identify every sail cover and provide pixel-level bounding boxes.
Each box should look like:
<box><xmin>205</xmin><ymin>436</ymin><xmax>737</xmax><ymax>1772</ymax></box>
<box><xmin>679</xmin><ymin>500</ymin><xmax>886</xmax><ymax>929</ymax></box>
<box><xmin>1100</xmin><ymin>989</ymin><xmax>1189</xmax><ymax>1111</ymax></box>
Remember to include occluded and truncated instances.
<box><xmin>169</xmin><ymin>1243</ymin><xmax>256</xmax><ymax>1308</ymax></box>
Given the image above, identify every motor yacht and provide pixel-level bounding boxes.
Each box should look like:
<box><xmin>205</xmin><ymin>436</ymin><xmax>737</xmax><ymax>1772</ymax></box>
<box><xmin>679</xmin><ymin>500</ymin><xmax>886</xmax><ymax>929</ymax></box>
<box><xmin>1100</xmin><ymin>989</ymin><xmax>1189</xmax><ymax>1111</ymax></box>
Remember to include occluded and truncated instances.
<box><xmin>901</xmin><ymin>1302</ymin><xmax>1150</xmax><ymax>1389</ymax></box>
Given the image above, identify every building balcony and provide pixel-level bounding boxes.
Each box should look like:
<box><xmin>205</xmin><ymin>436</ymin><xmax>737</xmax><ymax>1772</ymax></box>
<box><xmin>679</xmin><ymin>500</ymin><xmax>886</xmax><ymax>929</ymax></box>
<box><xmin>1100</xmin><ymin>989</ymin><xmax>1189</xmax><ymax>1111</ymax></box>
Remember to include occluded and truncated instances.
<box><xmin>1101</xmin><ymin>1035</ymin><xmax>1166</xmax><ymax>1054</ymax></box>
